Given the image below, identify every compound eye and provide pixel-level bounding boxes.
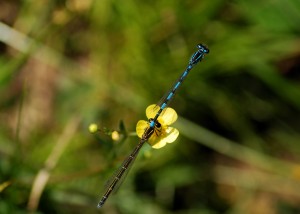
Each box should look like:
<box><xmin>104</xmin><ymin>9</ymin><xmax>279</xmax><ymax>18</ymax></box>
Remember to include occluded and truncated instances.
<box><xmin>155</xmin><ymin>122</ymin><xmax>161</xmax><ymax>128</ymax></box>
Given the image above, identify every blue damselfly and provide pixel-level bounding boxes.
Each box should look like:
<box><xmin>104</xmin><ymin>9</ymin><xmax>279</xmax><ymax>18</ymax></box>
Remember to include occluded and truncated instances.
<box><xmin>97</xmin><ymin>44</ymin><xmax>209</xmax><ymax>208</ymax></box>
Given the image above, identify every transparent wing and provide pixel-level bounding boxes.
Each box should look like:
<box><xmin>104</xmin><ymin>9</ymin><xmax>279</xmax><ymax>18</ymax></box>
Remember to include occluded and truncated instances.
<box><xmin>98</xmin><ymin>139</ymin><xmax>146</xmax><ymax>208</ymax></box>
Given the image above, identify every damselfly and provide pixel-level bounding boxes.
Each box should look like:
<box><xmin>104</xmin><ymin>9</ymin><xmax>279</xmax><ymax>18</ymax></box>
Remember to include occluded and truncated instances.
<box><xmin>97</xmin><ymin>44</ymin><xmax>209</xmax><ymax>208</ymax></box>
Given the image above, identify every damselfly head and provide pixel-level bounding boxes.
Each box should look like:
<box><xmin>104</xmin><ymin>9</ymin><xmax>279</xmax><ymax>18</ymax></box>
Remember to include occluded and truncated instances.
<box><xmin>149</xmin><ymin>118</ymin><xmax>162</xmax><ymax>128</ymax></box>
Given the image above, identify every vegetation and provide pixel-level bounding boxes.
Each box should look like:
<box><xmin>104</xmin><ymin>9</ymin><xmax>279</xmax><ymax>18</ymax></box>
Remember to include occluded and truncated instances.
<box><xmin>1</xmin><ymin>0</ymin><xmax>300</xmax><ymax>213</ymax></box>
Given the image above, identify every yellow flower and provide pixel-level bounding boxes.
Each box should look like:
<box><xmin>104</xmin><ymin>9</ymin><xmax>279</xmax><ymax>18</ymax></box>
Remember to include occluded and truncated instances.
<box><xmin>89</xmin><ymin>123</ymin><xmax>98</xmax><ymax>133</ymax></box>
<box><xmin>136</xmin><ymin>104</ymin><xmax>179</xmax><ymax>149</ymax></box>
<box><xmin>111</xmin><ymin>130</ymin><xmax>120</xmax><ymax>141</ymax></box>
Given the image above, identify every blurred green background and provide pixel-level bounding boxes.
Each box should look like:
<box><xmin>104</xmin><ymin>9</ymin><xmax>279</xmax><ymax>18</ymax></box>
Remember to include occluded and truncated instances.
<box><xmin>1</xmin><ymin>0</ymin><xmax>300</xmax><ymax>213</ymax></box>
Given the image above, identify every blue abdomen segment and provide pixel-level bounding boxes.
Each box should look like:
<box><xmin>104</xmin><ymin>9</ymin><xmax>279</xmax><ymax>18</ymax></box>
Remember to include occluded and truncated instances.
<box><xmin>152</xmin><ymin>43</ymin><xmax>209</xmax><ymax>122</ymax></box>
<box><xmin>174</xmin><ymin>82</ymin><xmax>181</xmax><ymax>91</ymax></box>
<box><xmin>167</xmin><ymin>92</ymin><xmax>173</xmax><ymax>101</ymax></box>
<box><xmin>189</xmin><ymin>44</ymin><xmax>209</xmax><ymax>65</ymax></box>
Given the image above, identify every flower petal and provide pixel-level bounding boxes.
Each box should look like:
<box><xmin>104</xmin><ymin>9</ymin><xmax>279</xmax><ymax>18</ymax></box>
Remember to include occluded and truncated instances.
<box><xmin>151</xmin><ymin>141</ymin><xmax>167</xmax><ymax>149</ymax></box>
<box><xmin>162</xmin><ymin>127</ymin><xmax>179</xmax><ymax>143</ymax></box>
<box><xmin>146</xmin><ymin>104</ymin><xmax>178</xmax><ymax>126</ymax></box>
<box><xmin>148</xmin><ymin>127</ymin><xmax>179</xmax><ymax>149</ymax></box>
<box><xmin>159</xmin><ymin>107</ymin><xmax>178</xmax><ymax>125</ymax></box>
<box><xmin>136</xmin><ymin>120</ymin><xmax>149</xmax><ymax>138</ymax></box>
<box><xmin>146</xmin><ymin>104</ymin><xmax>160</xmax><ymax>119</ymax></box>
<box><xmin>148</xmin><ymin>135</ymin><xmax>166</xmax><ymax>149</ymax></box>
